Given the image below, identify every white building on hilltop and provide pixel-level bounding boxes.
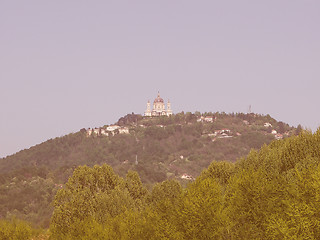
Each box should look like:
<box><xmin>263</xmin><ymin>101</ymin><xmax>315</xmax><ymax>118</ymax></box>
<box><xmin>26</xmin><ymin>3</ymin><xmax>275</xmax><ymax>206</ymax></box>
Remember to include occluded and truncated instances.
<box><xmin>145</xmin><ymin>92</ymin><xmax>173</xmax><ymax>117</ymax></box>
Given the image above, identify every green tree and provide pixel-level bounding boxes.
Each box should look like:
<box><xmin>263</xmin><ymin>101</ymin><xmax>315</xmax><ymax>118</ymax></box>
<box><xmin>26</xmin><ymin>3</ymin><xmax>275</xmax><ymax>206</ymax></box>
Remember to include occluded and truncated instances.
<box><xmin>177</xmin><ymin>178</ymin><xmax>226</xmax><ymax>239</ymax></box>
<box><xmin>50</xmin><ymin>164</ymin><xmax>141</xmax><ymax>239</ymax></box>
<box><xmin>296</xmin><ymin>124</ymin><xmax>303</xmax><ymax>135</ymax></box>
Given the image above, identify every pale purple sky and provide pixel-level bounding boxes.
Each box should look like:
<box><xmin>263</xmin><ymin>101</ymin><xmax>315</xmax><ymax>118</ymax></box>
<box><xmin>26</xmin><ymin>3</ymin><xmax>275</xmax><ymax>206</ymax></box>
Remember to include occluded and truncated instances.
<box><xmin>1</xmin><ymin>1</ymin><xmax>319</xmax><ymax>158</ymax></box>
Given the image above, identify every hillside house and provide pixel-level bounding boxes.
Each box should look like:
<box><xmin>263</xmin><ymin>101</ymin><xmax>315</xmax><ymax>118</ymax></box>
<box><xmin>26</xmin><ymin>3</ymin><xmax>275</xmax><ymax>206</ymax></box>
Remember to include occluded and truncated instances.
<box><xmin>100</xmin><ymin>129</ymin><xmax>109</xmax><ymax>136</ymax></box>
<box><xmin>119</xmin><ymin>127</ymin><xmax>129</xmax><ymax>134</ymax></box>
<box><xmin>218</xmin><ymin>133</ymin><xmax>233</xmax><ymax>139</ymax></box>
<box><xmin>214</xmin><ymin>129</ymin><xmax>233</xmax><ymax>138</ymax></box>
<box><xmin>264</xmin><ymin>122</ymin><xmax>272</xmax><ymax>128</ymax></box>
<box><xmin>107</xmin><ymin>125</ymin><xmax>120</xmax><ymax>131</ymax></box>
<box><xmin>275</xmin><ymin>133</ymin><xmax>283</xmax><ymax>140</ymax></box>
<box><xmin>220</xmin><ymin>129</ymin><xmax>231</xmax><ymax>134</ymax></box>
<box><xmin>204</xmin><ymin>116</ymin><xmax>215</xmax><ymax>122</ymax></box>
<box><xmin>93</xmin><ymin>128</ymin><xmax>100</xmax><ymax>135</ymax></box>
<box><xmin>87</xmin><ymin>128</ymin><xmax>107</xmax><ymax>137</ymax></box>
<box><xmin>181</xmin><ymin>173</ymin><xmax>194</xmax><ymax>180</ymax></box>
<box><xmin>86</xmin><ymin>125</ymin><xmax>128</xmax><ymax>137</ymax></box>
<box><xmin>197</xmin><ymin>116</ymin><xmax>215</xmax><ymax>123</ymax></box>
<box><xmin>86</xmin><ymin>128</ymin><xmax>93</xmax><ymax>137</ymax></box>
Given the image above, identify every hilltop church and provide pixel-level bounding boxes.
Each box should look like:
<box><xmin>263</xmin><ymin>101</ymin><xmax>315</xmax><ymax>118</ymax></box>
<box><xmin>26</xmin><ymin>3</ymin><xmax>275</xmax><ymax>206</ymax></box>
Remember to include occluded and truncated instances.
<box><xmin>144</xmin><ymin>92</ymin><xmax>173</xmax><ymax>117</ymax></box>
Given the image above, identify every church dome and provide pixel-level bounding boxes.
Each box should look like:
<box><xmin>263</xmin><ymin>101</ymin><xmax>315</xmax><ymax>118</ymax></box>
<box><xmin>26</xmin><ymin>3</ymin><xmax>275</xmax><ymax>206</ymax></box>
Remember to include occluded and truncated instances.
<box><xmin>154</xmin><ymin>93</ymin><xmax>164</xmax><ymax>103</ymax></box>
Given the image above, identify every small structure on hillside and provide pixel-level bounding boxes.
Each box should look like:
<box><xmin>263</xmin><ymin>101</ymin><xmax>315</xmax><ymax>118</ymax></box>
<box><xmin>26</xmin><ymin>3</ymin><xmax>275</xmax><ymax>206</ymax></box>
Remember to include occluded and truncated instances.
<box><xmin>107</xmin><ymin>125</ymin><xmax>120</xmax><ymax>131</ymax></box>
<box><xmin>213</xmin><ymin>129</ymin><xmax>233</xmax><ymax>139</ymax></box>
<box><xmin>86</xmin><ymin>125</ymin><xmax>129</xmax><ymax>137</ymax></box>
<box><xmin>181</xmin><ymin>173</ymin><xmax>194</xmax><ymax>180</ymax></box>
<box><xmin>275</xmin><ymin>133</ymin><xmax>283</xmax><ymax>140</ymax></box>
<box><xmin>264</xmin><ymin>122</ymin><xmax>272</xmax><ymax>128</ymax></box>
<box><xmin>119</xmin><ymin>127</ymin><xmax>129</xmax><ymax>134</ymax></box>
<box><xmin>197</xmin><ymin>116</ymin><xmax>215</xmax><ymax>123</ymax></box>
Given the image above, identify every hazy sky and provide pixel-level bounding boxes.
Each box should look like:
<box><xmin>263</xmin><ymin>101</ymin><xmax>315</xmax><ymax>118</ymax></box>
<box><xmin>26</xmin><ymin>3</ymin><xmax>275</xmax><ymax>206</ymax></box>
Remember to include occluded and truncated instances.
<box><xmin>1</xmin><ymin>1</ymin><xmax>319</xmax><ymax>158</ymax></box>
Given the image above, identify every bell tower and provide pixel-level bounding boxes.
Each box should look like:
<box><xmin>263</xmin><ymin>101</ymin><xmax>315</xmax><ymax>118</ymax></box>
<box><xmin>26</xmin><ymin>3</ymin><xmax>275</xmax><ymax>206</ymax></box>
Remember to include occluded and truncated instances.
<box><xmin>166</xmin><ymin>100</ymin><xmax>173</xmax><ymax>116</ymax></box>
<box><xmin>144</xmin><ymin>100</ymin><xmax>152</xmax><ymax>116</ymax></box>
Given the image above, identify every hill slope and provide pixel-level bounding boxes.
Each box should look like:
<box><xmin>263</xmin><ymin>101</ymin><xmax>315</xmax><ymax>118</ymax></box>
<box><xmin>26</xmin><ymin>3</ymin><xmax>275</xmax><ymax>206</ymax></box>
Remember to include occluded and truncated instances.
<box><xmin>49</xmin><ymin>129</ymin><xmax>320</xmax><ymax>239</ymax></box>
<box><xmin>0</xmin><ymin>112</ymin><xmax>299</xmax><ymax>226</ymax></box>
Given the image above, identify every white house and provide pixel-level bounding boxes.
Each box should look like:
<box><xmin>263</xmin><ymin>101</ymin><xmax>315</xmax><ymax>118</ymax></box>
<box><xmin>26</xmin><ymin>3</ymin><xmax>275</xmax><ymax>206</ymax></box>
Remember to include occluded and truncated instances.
<box><xmin>107</xmin><ymin>125</ymin><xmax>120</xmax><ymax>132</ymax></box>
<box><xmin>264</xmin><ymin>122</ymin><xmax>272</xmax><ymax>128</ymax></box>
<box><xmin>119</xmin><ymin>127</ymin><xmax>129</xmax><ymax>134</ymax></box>
<box><xmin>100</xmin><ymin>129</ymin><xmax>109</xmax><ymax>136</ymax></box>
<box><xmin>181</xmin><ymin>173</ymin><xmax>194</xmax><ymax>180</ymax></box>
<box><xmin>204</xmin><ymin>116</ymin><xmax>214</xmax><ymax>122</ymax></box>
<box><xmin>218</xmin><ymin>133</ymin><xmax>233</xmax><ymax>138</ymax></box>
<box><xmin>87</xmin><ymin>125</ymin><xmax>129</xmax><ymax>137</ymax></box>
<box><xmin>86</xmin><ymin>128</ymin><xmax>93</xmax><ymax>137</ymax></box>
<box><xmin>214</xmin><ymin>129</ymin><xmax>232</xmax><ymax>138</ymax></box>
<box><xmin>220</xmin><ymin>129</ymin><xmax>231</xmax><ymax>134</ymax></box>
<box><xmin>197</xmin><ymin>116</ymin><xmax>215</xmax><ymax>123</ymax></box>
<box><xmin>93</xmin><ymin>128</ymin><xmax>100</xmax><ymax>135</ymax></box>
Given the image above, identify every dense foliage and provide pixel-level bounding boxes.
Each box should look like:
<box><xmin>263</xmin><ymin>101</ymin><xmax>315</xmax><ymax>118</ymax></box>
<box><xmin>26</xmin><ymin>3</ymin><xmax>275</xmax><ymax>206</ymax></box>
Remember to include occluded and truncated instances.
<box><xmin>0</xmin><ymin>112</ymin><xmax>297</xmax><ymax>227</ymax></box>
<box><xmin>50</xmin><ymin>129</ymin><xmax>320</xmax><ymax>239</ymax></box>
<box><xmin>0</xmin><ymin>218</ymin><xmax>45</xmax><ymax>240</ymax></box>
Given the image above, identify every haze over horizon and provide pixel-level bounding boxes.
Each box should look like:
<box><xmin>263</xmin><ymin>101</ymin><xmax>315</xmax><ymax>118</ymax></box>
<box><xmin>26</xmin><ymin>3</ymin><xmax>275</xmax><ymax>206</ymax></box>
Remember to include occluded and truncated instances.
<box><xmin>1</xmin><ymin>1</ymin><xmax>319</xmax><ymax>158</ymax></box>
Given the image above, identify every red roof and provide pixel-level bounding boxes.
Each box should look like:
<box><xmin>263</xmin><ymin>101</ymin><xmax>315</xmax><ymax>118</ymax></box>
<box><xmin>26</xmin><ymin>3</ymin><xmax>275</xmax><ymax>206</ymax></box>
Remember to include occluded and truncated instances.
<box><xmin>154</xmin><ymin>93</ymin><xmax>164</xmax><ymax>103</ymax></box>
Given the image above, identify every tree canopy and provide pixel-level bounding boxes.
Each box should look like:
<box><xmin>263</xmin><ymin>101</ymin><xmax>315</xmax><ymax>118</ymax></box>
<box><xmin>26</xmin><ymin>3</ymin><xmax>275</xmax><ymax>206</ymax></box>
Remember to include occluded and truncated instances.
<box><xmin>49</xmin><ymin>129</ymin><xmax>320</xmax><ymax>239</ymax></box>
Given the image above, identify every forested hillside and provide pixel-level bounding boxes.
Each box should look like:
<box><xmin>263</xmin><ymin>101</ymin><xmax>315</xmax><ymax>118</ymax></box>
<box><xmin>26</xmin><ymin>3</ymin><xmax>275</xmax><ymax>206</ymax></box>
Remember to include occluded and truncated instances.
<box><xmin>48</xmin><ymin>129</ymin><xmax>320</xmax><ymax>239</ymax></box>
<box><xmin>2</xmin><ymin>128</ymin><xmax>319</xmax><ymax>239</ymax></box>
<box><xmin>0</xmin><ymin>112</ymin><xmax>299</xmax><ymax>228</ymax></box>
